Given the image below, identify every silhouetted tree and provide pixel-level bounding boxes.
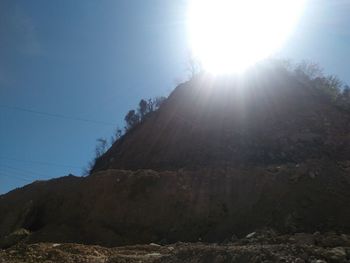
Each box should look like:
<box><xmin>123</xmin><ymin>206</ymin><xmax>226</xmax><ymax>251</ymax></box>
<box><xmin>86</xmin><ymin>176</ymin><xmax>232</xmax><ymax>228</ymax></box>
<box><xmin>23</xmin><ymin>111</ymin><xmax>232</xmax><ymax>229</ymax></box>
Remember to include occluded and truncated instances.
<box><xmin>138</xmin><ymin>99</ymin><xmax>148</xmax><ymax>120</ymax></box>
<box><xmin>326</xmin><ymin>75</ymin><xmax>342</xmax><ymax>91</ymax></box>
<box><xmin>343</xmin><ymin>85</ymin><xmax>350</xmax><ymax>98</ymax></box>
<box><xmin>124</xmin><ymin>110</ymin><xmax>140</xmax><ymax>131</ymax></box>
<box><xmin>110</xmin><ymin>127</ymin><xmax>123</xmax><ymax>145</ymax></box>
<box><xmin>116</xmin><ymin>128</ymin><xmax>123</xmax><ymax>139</ymax></box>
<box><xmin>154</xmin><ymin>96</ymin><xmax>166</xmax><ymax>109</ymax></box>
<box><xmin>147</xmin><ymin>98</ymin><xmax>154</xmax><ymax>112</ymax></box>
<box><xmin>83</xmin><ymin>137</ymin><xmax>109</xmax><ymax>176</ymax></box>
<box><xmin>187</xmin><ymin>53</ymin><xmax>202</xmax><ymax>78</ymax></box>
<box><xmin>95</xmin><ymin>138</ymin><xmax>108</xmax><ymax>158</ymax></box>
<box><xmin>123</xmin><ymin>97</ymin><xmax>167</xmax><ymax>132</ymax></box>
<box><xmin>313</xmin><ymin>76</ymin><xmax>340</xmax><ymax>102</ymax></box>
<box><xmin>295</xmin><ymin>61</ymin><xmax>323</xmax><ymax>80</ymax></box>
<box><xmin>335</xmin><ymin>84</ymin><xmax>350</xmax><ymax>111</ymax></box>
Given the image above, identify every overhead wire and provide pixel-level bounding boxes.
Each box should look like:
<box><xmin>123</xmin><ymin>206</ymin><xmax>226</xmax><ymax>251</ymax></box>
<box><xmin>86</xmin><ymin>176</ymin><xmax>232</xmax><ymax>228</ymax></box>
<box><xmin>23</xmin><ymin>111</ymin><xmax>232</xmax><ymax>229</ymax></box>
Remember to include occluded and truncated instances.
<box><xmin>0</xmin><ymin>104</ymin><xmax>117</xmax><ymax>189</ymax></box>
<box><xmin>0</xmin><ymin>171</ymin><xmax>34</xmax><ymax>183</ymax></box>
<box><xmin>0</xmin><ymin>156</ymin><xmax>81</xmax><ymax>169</ymax></box>
<box><xmin>1</xmin><ymin>104</ymin><xmax>105</xmax><ymax>173</ymax></box>
<box><xmin>0</xmin><ymin>164</ymin><xmax>47</xmax><ymax>179</ymax></box>
<box><xmin>0</xmin><ymin>104</ymin><xmax>115</xmax><ymax>126</ymax></box>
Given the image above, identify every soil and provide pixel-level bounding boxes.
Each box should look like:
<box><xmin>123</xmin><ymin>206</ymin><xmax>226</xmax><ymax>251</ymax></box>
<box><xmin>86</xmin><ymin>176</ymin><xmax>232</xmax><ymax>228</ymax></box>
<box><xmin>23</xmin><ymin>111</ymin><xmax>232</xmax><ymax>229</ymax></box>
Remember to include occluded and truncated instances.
<box><xmin>1</xmin><ymin>163</ymin><xmax>350</xmax><ymax>247</ymax></box>
<box><xmin>93</xmin><ymin>71</ymin><xmax>350</xmax><ymax>172</ymax></box>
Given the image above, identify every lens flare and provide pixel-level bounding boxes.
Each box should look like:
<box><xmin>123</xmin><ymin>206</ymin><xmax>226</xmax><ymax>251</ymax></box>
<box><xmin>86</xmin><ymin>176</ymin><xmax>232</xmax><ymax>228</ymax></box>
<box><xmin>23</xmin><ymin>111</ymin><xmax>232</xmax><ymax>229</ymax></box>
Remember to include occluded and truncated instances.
<box><xmin>187</xmin><ymin>0</ymin><xmax>306</xmax><ymax>74</ymax></box>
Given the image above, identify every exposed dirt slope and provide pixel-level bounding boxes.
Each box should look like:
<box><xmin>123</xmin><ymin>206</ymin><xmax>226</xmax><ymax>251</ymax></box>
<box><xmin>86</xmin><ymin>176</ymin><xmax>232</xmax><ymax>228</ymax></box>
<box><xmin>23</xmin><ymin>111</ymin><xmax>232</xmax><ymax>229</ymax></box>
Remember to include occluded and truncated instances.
<box><xmin>93</xmin><ymin>69</ymin><xmax>350</xmax><ymax>172</ymax></box>
<box><xmin>1</xmin><ymin>161</ymin><xmax>350</xmax><ymax>247</ymax></box>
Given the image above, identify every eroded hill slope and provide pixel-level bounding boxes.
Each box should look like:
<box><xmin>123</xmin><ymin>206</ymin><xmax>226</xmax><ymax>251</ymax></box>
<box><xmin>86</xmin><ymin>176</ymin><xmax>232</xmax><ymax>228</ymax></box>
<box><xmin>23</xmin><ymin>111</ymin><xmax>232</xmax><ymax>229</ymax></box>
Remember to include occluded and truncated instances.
<box><xmin>93</xmin><ymin>69</ymin><xmax>350</xmax><ymax>172</ymax></box>
<box><xmin>1</xmin><ymin>160</ymin><xmax>350</xmax><ymax>246</ymax></box>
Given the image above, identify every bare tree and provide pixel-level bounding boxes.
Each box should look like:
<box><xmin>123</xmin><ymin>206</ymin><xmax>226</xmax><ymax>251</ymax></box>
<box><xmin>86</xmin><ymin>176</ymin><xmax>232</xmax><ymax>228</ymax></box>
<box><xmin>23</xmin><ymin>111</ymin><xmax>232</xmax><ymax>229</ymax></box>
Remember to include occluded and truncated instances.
<box><xmin>138</xmin><ymin>99</ymin><xmax>148</xmax><ymax>120</ymax></box>
<box><xmin>116</xmin><ymin>128</ymin><xmax>122</xmax><ymax>139</ymax></box>
<box><xmin>154</xmin><ymin>96</ymin><xmax>166</xmax><ymax>109</ymax></box>
<box><xmin>186</xmin><ymin>52</ymin><xmax>202</xmax><ymax>79</ymax></box>
<box><xmin>95</xmin><ymin>138</ymin><xmax>108</xmax><ymax>158</ymax></box>
<box><xmin>147</xmin><ymin>98</ymin><xmax>154</xmax><ymax>113</ymax></box>
<box><xmin>110</xmin><ymin>127</ymin><xmax>123</xmax><ymax>145</ymax></box>
<box><xmin>124</xmin><ymin>110</ymin><xmax>140</xmax><ymax>131</ymax></box>
<box><xmin>343</xmin><ymin>85</ymin><xmax>350</xmax><ymax>98</ymax></box>
<box><xmin>295</xmin><ymin>61</ymin><xmax>323</xmax><ymax>79</ymax></box>
<box><xmin>326</xmin><ymin>75</ymin><xmax>342</xmax><ymax>90</ymax></box>
<box><xmin>83</xmin><ymin>137</ymin><xmax>109</xmax><ymax>176</ymax></box>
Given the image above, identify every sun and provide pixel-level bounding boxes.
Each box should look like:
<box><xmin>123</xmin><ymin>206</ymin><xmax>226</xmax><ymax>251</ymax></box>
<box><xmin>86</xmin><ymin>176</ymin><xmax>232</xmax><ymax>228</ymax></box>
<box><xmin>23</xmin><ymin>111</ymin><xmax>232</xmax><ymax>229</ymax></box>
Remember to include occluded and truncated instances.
<box><xmin>187</xmin><ymin>0</ymin><xmax>306</xmax><ymax>74</ymax></box>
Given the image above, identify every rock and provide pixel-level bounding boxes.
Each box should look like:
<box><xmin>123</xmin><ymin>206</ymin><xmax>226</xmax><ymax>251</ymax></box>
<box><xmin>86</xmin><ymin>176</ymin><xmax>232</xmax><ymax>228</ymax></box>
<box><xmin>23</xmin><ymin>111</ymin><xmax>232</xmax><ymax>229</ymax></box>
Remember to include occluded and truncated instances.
<box><xmin>311</xmin><ymin>260</ymin><xmax>327</xmax><ymax>263</ymax></box>
<box><xmin>0</xmin><ymin>228</ymin><xmax>30</xmax><ymax>249</ymax></box>
<box><xmin>290</xmin><ymin>233</ymin><xmax>315</xmax><ymax>245</ymax></box>
<box><xmin>318</xmin><ymin>232</ymin><xmax>350</xmax><ymax>247</ymax></box>
<box><xmin>1</xmin><ymin>235</ymin><xmax>350</xmax><ymax>263</ymax></box>
<box><xmin>145</xmin><ymin>252</ymin><xmax>161</xmax><ymax>257</ymax></box>
<box><xmin>327</xmin><ymin>247</ymin><xmax>346</xmax><ymax>261</ymax></box>
<box><xmin>246</xmin><ymin>232</ymin><xmax>256</xmax><ymax>239</ymax></box>
<box><xmin>149</xmin><ymin>243</ymin><xmax>161</xmax><ymax>247</ymax></box>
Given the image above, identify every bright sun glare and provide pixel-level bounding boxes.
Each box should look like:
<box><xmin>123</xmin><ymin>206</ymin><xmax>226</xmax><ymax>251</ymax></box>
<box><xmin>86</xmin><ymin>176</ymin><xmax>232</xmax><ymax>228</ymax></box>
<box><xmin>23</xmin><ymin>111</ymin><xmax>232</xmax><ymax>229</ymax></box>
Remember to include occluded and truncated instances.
<box><xmin>188</xmin><ymin>0</ymin><xmax>306</xmax><ymax>74</ymax></box>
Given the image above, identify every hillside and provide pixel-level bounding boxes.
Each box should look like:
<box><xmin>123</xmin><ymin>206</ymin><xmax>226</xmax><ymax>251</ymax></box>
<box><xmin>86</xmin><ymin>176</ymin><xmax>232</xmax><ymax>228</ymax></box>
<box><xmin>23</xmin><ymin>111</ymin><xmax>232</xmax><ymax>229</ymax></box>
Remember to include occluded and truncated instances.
<box><xmin>1</xmin><ymin>62</ymin><xmax>350</xmax><ymax>253</ymax></box>
<box><xmin>1</xmin><ymin>163</ymin><xmax>350</xmax><ymax>247</ymax></box>
<box><xmin>92</xmin><ymin>65</ymin><xmax>350</xmax><ymax>172</ymax></box>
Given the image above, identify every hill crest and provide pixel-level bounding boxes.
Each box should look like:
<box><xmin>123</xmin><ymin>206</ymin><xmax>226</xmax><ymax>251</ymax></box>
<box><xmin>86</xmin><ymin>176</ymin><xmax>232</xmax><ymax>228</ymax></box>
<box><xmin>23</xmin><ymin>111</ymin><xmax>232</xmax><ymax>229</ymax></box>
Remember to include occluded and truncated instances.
<box><xmin>92</xmin><ymin>64</ymin><xmax>350</xmax><ymax>172</ymax></box>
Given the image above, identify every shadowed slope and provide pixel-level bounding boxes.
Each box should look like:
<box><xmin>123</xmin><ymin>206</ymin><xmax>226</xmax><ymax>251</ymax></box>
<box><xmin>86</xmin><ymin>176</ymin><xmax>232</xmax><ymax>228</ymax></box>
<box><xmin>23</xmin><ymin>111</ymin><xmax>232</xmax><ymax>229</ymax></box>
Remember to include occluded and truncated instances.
<box><xmin>1</xmin><ymin>161</ymin><xmax>350</xmax><ymax>246</ymax></box>
<box><xmin>93</xmin><ymin>68</ymin><xmax>350</xmax><ymax>172</ymax></box>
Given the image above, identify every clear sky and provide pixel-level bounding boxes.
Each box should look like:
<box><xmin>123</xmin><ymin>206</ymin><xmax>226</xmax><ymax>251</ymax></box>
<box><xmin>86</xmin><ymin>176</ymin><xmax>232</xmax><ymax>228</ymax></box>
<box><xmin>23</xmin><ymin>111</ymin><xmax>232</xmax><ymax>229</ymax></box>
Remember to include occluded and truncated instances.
<box><xmin>1</xmin><ymin>0</ymin><xmax>349</xmax><ymax>194</ymax></box>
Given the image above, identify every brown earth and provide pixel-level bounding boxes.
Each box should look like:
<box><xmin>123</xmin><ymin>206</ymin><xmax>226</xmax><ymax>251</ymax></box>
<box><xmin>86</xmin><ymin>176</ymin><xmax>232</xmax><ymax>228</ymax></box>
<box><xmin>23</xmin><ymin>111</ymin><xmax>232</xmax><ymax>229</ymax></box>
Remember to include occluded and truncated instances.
<box><xmin>93</xmin><ymin>69</ymin><xmax>350</xmax><ymax>172</ymax></box>
<box><xmin>1</xmin><ymin>161</ymin><xmax>350</xmax><ymax>247</ymax></box>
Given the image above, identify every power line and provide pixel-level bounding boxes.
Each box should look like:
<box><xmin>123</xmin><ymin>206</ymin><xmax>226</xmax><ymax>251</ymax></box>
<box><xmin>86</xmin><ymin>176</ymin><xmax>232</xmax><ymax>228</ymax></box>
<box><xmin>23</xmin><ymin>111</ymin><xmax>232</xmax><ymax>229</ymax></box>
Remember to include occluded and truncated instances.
<box><xmin>0</xmin><ymin>164</ymin><xmax>70</xmax><ymax>184</ymax></box>
<box><xmin>0</xmin><ymin>169</ymin><xmax>36</xmax><ymax>182</ymax></box>
<box><xmin>0</xmin><ymin>171</ymin><xmax>33</xmax><ymax>183</ymax></box>
<box><xmin>0</xmin><ymin>104</ymin><xmax>115</xmax><ymax>126</ymax></box>
<box><xmin>1</xmin><ymin>164</ymin><xmax>47</xmax><ymax>179</ymax></box>
<box><xmin>0</xmin><ymin>156</ymin><xmax>81</xmax><ymax>169</ymax></box>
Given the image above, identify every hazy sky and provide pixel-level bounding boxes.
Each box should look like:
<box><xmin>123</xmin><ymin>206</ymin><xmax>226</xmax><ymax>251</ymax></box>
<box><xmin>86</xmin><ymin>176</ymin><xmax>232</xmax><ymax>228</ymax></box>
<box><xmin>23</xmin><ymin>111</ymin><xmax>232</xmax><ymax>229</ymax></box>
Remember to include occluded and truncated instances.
<box><xmin>1</xmin><ymin>0</ymin><xmax>349</xmax><ymax>194</ymax></box>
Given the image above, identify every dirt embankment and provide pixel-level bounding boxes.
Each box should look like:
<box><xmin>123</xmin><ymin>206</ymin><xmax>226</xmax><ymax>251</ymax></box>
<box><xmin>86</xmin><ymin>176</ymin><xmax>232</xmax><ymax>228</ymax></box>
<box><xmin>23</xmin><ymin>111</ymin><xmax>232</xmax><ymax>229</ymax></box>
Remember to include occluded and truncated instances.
<box><xmin>1</xmin><ymin>159</ymin><xmax>350</xmax><ymax>247</ymax></box>
<box><xmin>93</xmin><ymin>73</ymin><xmax>350</xmax><ymax>172</ymax></box>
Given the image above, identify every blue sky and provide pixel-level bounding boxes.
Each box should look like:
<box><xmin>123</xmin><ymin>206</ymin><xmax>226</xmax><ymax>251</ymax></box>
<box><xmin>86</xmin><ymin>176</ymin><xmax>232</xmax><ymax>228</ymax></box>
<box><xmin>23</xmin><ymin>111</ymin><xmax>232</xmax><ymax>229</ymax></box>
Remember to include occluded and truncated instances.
<box><xmin>1</xmin><ymin>0</ymin><xmax>349</xmax><ymax>194</ymax></box>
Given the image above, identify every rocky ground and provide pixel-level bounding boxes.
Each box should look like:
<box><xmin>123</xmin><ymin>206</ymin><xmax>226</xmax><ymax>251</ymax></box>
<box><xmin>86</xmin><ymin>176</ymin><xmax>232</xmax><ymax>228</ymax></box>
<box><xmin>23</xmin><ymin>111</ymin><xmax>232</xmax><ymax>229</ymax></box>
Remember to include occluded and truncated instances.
<box><xmin>1</xmin><ymin>231</ymin><xmax>350</xmax><ymax>263</ymax></box>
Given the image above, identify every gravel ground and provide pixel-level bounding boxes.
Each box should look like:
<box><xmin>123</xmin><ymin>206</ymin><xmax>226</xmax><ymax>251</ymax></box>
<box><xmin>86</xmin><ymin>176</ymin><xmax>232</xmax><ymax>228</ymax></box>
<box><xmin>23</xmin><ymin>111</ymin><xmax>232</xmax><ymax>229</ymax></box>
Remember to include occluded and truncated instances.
<box><xmin>1</xmin><ymin>232</ymin><xmax>350</xmax><ymax>263</ymax></box>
